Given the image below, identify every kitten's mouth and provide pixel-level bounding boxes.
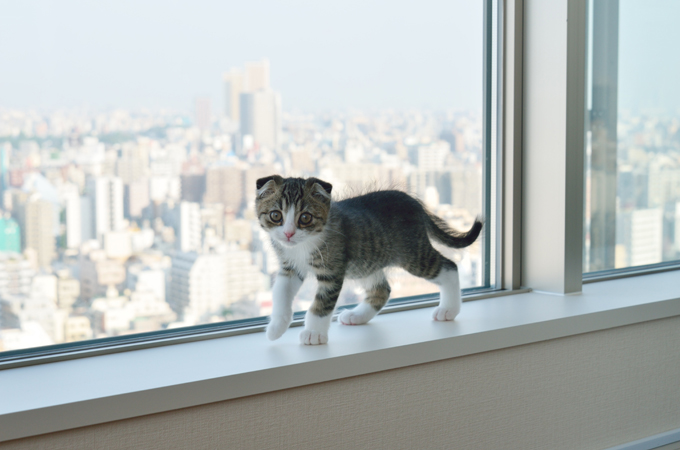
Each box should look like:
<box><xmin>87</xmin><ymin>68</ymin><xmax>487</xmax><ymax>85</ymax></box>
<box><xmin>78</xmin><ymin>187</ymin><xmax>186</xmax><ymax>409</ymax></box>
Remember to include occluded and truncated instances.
<box><xmin>279</xmin><ymin>238</ymin><xmax>298</xmax><ymax>247</ymax></box>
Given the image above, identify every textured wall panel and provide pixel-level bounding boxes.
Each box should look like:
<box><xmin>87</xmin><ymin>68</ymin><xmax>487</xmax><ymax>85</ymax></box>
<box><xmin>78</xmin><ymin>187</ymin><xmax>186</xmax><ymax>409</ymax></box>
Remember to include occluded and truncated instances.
<box><xmin>3</xmin><ymin>316</ymin><xmax>680</xmax><ymax>450</ymax></box>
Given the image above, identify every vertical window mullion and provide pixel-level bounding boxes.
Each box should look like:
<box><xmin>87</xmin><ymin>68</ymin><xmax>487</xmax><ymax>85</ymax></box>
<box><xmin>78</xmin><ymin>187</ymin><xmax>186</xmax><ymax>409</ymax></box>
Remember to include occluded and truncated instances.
<box><xmin>502</xmin><ymin>0</ymin><xmax>523</xmax><ymax>291</ymax></box>
<box><xmin>522</xmin><ymin>0</ymin><xmax>587</xmax><ymax>294</ymax></box>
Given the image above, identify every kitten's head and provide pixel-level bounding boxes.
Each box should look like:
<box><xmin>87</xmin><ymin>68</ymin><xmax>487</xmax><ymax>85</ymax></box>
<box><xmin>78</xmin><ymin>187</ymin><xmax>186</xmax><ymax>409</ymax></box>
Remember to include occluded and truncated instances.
<box><xmin>255</xmin><ymin>175</ymin><xmax>333</xmax><ymax>247</ymax></box>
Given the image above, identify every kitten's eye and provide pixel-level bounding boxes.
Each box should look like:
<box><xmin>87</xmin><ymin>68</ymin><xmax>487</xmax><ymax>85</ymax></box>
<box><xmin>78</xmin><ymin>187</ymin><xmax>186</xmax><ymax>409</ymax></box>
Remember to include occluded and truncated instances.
<box><xmin>269</xmin><ymin>211</ymin><xmax>282</xmax><ymax>223</ymax></box>
<box><xmin>299</xmin><ymin>213</ymin><xmax>312</xmax><ymax>226</ymax></box>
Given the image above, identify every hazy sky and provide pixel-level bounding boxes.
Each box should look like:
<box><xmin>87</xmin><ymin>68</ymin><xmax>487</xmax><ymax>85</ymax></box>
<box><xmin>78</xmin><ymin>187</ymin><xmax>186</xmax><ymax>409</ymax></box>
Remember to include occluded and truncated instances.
<box><xmin>0</xmin><ymin>0</ymin><xmax>484</xmax><ymax>113</ymax></box>
<box><xmin>2</xmin><ymin>1</ymin><xmax>678</xmax><ymax>115</ymax></box>
<box><xmin>618</xmin><ymin>0</ymin><xmax>680</xmax><ymax>114</ymax></box>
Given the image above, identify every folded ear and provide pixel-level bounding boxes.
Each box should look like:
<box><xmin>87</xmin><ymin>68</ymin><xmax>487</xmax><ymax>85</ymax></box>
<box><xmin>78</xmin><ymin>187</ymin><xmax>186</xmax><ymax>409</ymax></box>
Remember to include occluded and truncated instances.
<box><xmin>315</xmin><ymin>179</ymin><xmax>332</xmax><ymax>195</ymax></box>
<box><xmin>256</xmin><ymin>175</ymin><xmax>283</xmax><ymax>199</ymax></box>
<box><xmin>306</xmin><ymin>177</ymin><xmax>332</xmax><ymax>202</ymax></box>
<box><xmin>256</xmin><ymin>175</ymin><xmax>283</xmax><ymax>190</ymax></box>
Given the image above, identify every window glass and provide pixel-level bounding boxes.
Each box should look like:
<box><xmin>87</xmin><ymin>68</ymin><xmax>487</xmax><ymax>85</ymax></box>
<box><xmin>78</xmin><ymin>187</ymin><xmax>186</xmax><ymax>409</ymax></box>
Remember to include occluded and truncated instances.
<box><xmin>585</xmin><ymin>0</ymin><xmax>680</xmax><ymax>274</ymax></box>
<box><xmin>0</xmin><ymin>0</ymin><xmax>489</xmax><ymax>353</ymax></box>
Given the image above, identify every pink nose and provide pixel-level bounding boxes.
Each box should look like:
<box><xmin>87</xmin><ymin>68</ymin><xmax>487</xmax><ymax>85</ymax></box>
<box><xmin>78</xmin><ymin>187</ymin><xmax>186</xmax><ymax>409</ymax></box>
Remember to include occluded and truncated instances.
<box><xmin>284</xmin><ymin>231</ymin><xmax>295</xmax><ymax>239</ymax></box>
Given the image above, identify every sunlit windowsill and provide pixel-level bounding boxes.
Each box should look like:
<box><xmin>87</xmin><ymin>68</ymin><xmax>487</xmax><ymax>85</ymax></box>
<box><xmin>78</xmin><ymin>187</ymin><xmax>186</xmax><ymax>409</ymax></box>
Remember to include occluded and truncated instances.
<box><xmin>1</xmin><ymin>271</ymin><xmax>680</xmax><ymax>443</ymax></box>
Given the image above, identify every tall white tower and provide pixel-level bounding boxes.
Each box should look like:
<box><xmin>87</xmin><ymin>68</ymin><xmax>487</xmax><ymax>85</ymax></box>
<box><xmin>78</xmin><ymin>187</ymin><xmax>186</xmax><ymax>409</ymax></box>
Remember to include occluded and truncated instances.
<box><xmin>176</xmin><ymin>202</ymin><xmax>201</xmax><ymax>252</ymax></box>
<box><xmin>239</xmin><ymin>90</ymin><xmax>281</xmax><ymax>150</ymax></box>
<box><xmin>223</xmin><ymin>69</ymin><xmax>244</xmax><ymax>122</ymax></box>
<box><xmin>87</xmin><ymin>177</ymin><xmax>124</xmax><ymax>240</ymax></box>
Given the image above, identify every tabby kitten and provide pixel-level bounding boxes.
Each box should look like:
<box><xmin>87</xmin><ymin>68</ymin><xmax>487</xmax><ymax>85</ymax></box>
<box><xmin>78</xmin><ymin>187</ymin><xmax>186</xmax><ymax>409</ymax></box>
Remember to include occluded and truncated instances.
<box><xmin>256</xmin><ymin>175</ymin><xmax>482</xmax><ymax>345</ymax></box>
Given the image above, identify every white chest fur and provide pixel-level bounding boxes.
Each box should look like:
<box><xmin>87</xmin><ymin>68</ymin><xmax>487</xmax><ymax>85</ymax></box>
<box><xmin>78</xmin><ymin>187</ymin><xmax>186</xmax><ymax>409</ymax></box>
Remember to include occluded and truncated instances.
<box><xmin>278</xmin><ymin>232</ymin><xmax>329</xmax><ymax>276</ymax></box>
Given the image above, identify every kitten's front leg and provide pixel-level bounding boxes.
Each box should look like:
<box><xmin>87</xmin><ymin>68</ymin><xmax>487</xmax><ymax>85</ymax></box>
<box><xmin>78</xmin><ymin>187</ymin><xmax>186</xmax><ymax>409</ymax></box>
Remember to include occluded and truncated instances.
<box><xmin>267</xmin><ymin>267</ymin><xmax>304</xmax><ymax>341</ymax></box>
<box><xmin>300</xmin><ymin>274</ymin><xmax>344</xmax><ymax>345</ymax></box>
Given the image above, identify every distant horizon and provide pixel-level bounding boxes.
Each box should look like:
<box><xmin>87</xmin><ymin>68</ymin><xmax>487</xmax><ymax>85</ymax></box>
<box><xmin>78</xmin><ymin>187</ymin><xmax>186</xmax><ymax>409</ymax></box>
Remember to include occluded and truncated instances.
<box><xmin>2</xmin><ymin>1</ymin><xmax>679</xmax><ymax>114</ymax></box>
<box><xmin>0</xmin><ymin>105</ymin><xmax>486</xmax><ymax>116</ymax></box>
<box><xmin>0</xmin><ymin>1</ymin><xmax>484</xmax><ymax>112</ymax></box>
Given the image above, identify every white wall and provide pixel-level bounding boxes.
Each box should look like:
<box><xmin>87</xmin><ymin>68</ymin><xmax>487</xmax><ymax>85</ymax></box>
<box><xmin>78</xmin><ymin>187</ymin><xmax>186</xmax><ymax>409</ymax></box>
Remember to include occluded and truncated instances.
<box><xmin>2</xmin><ymin>316</ymin><xmax>679</xmax><ymax>450</ymax></box>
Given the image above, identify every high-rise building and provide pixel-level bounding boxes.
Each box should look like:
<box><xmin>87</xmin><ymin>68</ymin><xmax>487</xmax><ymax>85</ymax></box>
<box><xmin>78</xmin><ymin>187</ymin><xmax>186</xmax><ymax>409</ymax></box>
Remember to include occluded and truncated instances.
<box><xmin>223</xmin><ymin>249</ymin><xmax>268</xmax><ymax>304</ymax></box>
<box><xmin>243</xmin><ymin>165</ymin><xmax>276</xmax><ymax>206</ymax></box>
<box><xmin>176</xmin><ymin>202</ymin><xmax>201</xmax><ymax>252</ymax></box>
<box><xmin>647</xmin><ymin>156</ymin><xmax>680</xmax><ymax>208</ymax></box>
<box><xmin>56</xmin><ymin>270</ymin><xmax>80</xmax><ymax>309</ymax></box>
<box><xmin>244</xmin><ymin>59</ymin><xmax>270</xmax><ymax>92</ymax></box>
<box><xmin>62</xmin><ymin>184</ymin><xmax>81</xmax><ymax>249</ymax></box>
<box><xmin>450</xmin><ymin>165</ymin><xmax>483</xmax><ymax>216</ymax></box>
<box><xmin>80</xmin><ymin>197</ymin><xmax>94</xmax><ymax>242</ymax></box>
<box><xmin>168</xmin><ymin>251</ymin><xmax>228</xmax><ymax>322</ymax></box>
<box><xmin>239</xmin><ymin>90</ymin><xmax>282</xmax><ymax>150</ymax></box>
<box><xmin>195</xmin><ymin>97</ymin><xmax>212</xmax><ymax>131</ymax></box>
<box><xmin>200</xmin><ymin>203</ymin><xmax>225</xmax><ymax>242</ymax></box>
<box><xmin>204</xmin><ymin>166</ymin><xmax>244</xmax><ymax>212</ymax></box>
<box><xmin>180</xmin><ymin>173</ymin><xmax>206</xmax><ymax>203</ymax></box>
<box><xmin>617</xmin><ymin>207</ymin><xmax>664</xmax><ymax>267</ymax></box>
<box><xmin>79</xmin><ymin>250</ymin><xmax>126</xmax><ymax>301</ymax></box>
<box><xmin>0</xmin><ymin>252</ymin><xmax>33</xmax><ymax>297</ymax></box>
<box><xmin>417</xmin><ymin>141</ymin><xmax>451</xmax><ymax>172</ymax></box>
<box><xmin>15</xmin><ymin>193</ymin><xmax>55</xmax><ymax>268</ymax></box>
<box><xmin>127</xmin><ymin>265</ymin><xmax>165</xmax><ymax>303</ymax></box>
<box><xmin>0</xmin><ymin>143</ymin><xmax>9</xmax><ymax>199</ymax></box>
<box><xmin>0</xmin><ymin>215</ymin><xmax>21</xmax><ymax>253</ymax></box>
<box><xmin>64</xmin><ymin>316</ymin><xmax>92</xmax><ymax>342</ymax></box>
<box><xmin>149</xmin><ymin>176</ymin><xmax>181</xmax><ymax>203</ymax></box>
<box><xmin>87</xmin><ymin>177</ymin><xmax>124</xmax><ymax>240</ymax></box>
<box><xmin>116</xmin><ymin>156</ymin><xmax>147</xmax><ymax>184</ymax></box>
<box><xmin>630</xmin><ymin>208</ymin><xmax>663</xmax><ymax>267</ymax></box>
<box><xmin>223</xmin><ymin>69</ymin><xmax>244</xmax><ymax>122</ymax></box>
<box><xmin>125</xmin><ymin>179</ymin><xmax>150</xmax><ymax>219</ymax></box>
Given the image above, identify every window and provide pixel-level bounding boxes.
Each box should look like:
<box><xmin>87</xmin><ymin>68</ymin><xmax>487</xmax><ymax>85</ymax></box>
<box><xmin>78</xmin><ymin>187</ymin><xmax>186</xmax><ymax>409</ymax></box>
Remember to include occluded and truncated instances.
<box><xmin>584</xmin><ymin>0</ymin><xmax>680</xmax><ymax>276</ymax></box>
<box><xmin>0</xmin><ymin>0</ymin><xmax>498</xmax><ymax>362</ymax></box>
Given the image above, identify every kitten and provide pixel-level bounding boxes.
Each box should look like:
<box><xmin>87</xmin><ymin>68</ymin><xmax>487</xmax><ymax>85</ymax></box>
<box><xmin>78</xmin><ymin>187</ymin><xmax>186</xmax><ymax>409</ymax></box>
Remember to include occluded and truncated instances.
<box><xmin>256</xmin><ymin>175</ymin><xmax>483</xmax><ymax>345</ymax></box>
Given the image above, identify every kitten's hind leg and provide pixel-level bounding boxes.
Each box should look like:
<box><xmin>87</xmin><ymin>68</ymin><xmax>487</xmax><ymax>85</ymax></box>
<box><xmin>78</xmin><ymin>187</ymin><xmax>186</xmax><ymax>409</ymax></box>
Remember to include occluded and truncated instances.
<box><xmin>339</xmin><ymin>270</ymin><xmax>391</xmax><ymax>326</ymax></box>
<box><xmin>404</xmin><ymin>248</ymin><xmax>461</xmax><ymax>322</ymax></box>
<box><xmin>430</xmin><ymin>259</ymin><xmax>461</xmax><ymax>321</ymax></box>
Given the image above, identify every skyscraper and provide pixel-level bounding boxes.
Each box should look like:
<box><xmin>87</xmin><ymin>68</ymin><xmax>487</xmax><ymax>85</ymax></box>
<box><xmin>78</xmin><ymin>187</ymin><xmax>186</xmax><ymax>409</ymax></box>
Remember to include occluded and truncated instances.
<box><xmin>630</xmin><ymin>208</ymin><xmax>663</xmax><ymax>266</ymax></box>
<box><xmin>169</xmin><ymin>251</ymin><xmax>228</xmax><ymax>322</ymax></box>
<box><xmin>239</xmin><ymin>90</ymin><xmax>282</xmax><ymax>150</ymax></box>
<box><xmin>223</xmin><ymin>69</ymin><xmax>244</xmax><ymax>122</ymax></box>
<box><xmin>180</xmin><ymin>173</ymin><xmax>206</xmax><ymax>203</ymax></box>
<box><xmin>0</xmin><ymin>143</ymin><xmax>9</xmax><ymax>199</ymax></box>
<box><xmin>0</xmin><ymin>215</ymin><xmax>21</xmax><ymax>253</ymax></box>
<box><xmin>87</xmin><ymin>177</ymin><xmax>124</xmax><ymax>241</ymax></box>
<box><xmin>124</xmin><ymin>179</ymin><xmax>150</xmax><ymax>219</ymax></box>
<box><xmin>15</xmin><ymin>193</ymin><xmax>55</xmax><ymax>268</ymax></box>
<box><xmin>62</xmin><ymin>185</ymin><xmax>82</xmax><ymax>249</ymax></box>
<box><xmin>244</xmin><ymin>59</ymin><xmax>270</xmax><ymax>92</ymax></box>
<box><xmin>195</xmin><ymin>97</ymin><xmax>212</xmax><ymax>131</ymax></box>
<box><xmin>176</xmin><ymin>202</ymin><xmax>201</xmax><ymax>252</ymax></box>
<box><xmin>204</xmin><ymin>166</ymin><xmax>245</xmax><ymax>212</ymax></box>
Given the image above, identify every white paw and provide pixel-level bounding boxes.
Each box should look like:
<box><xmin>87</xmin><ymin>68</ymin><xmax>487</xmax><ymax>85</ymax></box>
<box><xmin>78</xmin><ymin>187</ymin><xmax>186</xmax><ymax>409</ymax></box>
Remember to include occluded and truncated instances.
<box><xmin>299</xmin><ymin>330</ymin><xmax>328</xmax><ymax>345</ymax></box>
<box><xmin>338</xmin><ymin>309</ymin><xmax>370</xmax><ymax>325</ymax></box>
<box><xmin>432</xmin><ymin>306</ymin><xmax>459</xmax><ymax>321</ymax></box>
<box><xmin>266</xmin><ymin>317</ymin><xmax>291</xmax><ymax>341</ymax></box>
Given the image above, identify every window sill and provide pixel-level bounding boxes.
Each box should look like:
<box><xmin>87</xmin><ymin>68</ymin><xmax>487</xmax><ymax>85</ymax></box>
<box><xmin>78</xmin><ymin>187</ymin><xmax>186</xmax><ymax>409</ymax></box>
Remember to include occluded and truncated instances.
<box><xmin>1</xmin><ymin>271</ymin><xmax>680</xmax><ymax>443</ymax></box>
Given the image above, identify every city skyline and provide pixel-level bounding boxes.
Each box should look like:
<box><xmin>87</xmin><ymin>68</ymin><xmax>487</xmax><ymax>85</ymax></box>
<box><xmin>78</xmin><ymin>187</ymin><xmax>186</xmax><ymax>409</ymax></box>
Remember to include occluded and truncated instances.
<box><xmin>0</xmin><ymin>66</ymin><xmax>487</xmax><ymax>351</ymax></box>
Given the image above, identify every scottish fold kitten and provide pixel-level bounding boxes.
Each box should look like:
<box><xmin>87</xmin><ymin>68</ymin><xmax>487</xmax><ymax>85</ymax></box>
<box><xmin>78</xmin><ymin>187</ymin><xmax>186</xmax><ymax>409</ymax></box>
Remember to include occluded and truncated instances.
<box><xmin>256</xmin><ymin>175</ymin><xmax>482</xmax><ymax>345</ymax></box>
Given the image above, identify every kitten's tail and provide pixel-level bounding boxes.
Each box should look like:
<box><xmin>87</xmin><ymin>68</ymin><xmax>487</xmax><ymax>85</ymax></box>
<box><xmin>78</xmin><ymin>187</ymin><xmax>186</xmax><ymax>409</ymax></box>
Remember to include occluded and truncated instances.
<box><xmin>425</xmin><ymin>212</ymin><xmax>483</xmax><ymax>249</ymax></box>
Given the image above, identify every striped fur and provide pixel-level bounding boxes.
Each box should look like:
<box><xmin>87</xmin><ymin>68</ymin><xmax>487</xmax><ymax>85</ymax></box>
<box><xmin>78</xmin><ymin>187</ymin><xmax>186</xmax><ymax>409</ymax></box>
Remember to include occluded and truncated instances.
<box><xmin>256</xmin><ymin>175</ymin><xmax>483</xmax><ymax>344</ymax></box>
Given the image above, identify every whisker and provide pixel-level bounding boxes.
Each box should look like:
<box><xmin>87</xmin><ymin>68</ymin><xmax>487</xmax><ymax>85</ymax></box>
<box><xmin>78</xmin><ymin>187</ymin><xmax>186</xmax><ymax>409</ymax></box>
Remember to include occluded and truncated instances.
<box><xmin>312</xmin><ymin>241</ymin><xmax>326</xmax><ymax>269</ymax></box>
<box><xmin>325</xmin><ymin>228</ymin><xmax>347</xmax><ymax>238</ymax></box>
